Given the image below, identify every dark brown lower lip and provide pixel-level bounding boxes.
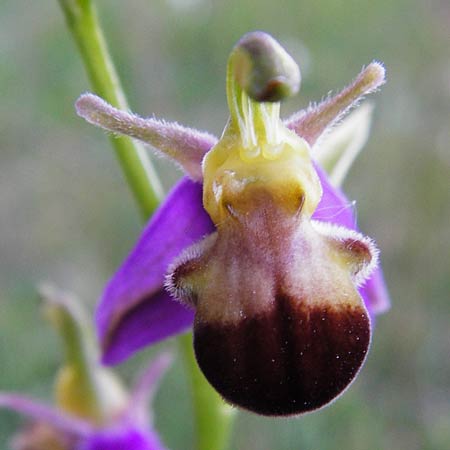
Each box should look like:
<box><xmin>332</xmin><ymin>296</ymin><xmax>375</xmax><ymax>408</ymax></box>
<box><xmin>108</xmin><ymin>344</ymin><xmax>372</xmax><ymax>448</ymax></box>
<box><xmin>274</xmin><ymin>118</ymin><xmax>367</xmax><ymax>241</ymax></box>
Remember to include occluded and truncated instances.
<box><xmin>194</xmin><ymin>294</ymin><xmax>371</xmax><ymax>416</ymax></box>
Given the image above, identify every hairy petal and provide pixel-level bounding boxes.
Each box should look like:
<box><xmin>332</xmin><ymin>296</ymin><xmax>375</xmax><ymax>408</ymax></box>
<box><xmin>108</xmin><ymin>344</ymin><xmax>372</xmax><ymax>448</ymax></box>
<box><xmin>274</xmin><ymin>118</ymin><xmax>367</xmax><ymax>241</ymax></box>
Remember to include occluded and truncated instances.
<box><xmin>314</xmin><ymin>103</ymin><xmax>374</xmax><ymax>187</ymax></box>
<box><xmin>313</xmin><ymin>164</ymin><xmax>390</xmax><ymax>315</ymax></box>
<box><xmin>76</xmin><ymin>93</ymin><xmax>217</xmax><ymax>180</ymax></box>
<box><xmin>285</xmin><ymin>62</ymin><xmax>385</xmax><ymax>146</ymax></box>
<box><xmin>312</xmin><ymin>220</ymin><xmax>379</xmax><ymax>286</ymax></box>
<box><xmin>97</xmin><ymin>178</ymin><xmax>215</xmax><ymax>364</ymax></box>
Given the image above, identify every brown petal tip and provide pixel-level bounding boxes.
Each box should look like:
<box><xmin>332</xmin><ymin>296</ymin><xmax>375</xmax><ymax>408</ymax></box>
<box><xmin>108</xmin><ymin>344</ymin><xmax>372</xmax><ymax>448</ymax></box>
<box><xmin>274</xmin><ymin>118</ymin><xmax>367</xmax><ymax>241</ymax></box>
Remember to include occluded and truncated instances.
<box><xmin>194</xmin><ymin>295</ymin><xmax>371</xmax><ymax>416</ymax></box>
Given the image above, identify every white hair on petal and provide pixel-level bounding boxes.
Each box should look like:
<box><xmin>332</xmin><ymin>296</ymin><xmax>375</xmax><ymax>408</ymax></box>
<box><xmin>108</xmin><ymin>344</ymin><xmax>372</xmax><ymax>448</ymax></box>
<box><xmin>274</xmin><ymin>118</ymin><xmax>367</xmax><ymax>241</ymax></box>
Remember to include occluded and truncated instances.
<box><xmin>165</xmin><ymin>233</ymin><xmax>217</xmax><ymax>305</ymax></box>
<box><xmin>311</xmin><ymin>220</ymin><xmax>379</xmax><ymax>286</ymax></box>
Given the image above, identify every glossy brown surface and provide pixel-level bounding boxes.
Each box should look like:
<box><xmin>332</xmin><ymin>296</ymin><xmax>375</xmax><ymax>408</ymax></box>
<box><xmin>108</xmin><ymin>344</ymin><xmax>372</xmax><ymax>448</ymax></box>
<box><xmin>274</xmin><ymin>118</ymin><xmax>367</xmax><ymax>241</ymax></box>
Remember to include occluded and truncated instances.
<box><xmin>194</xmin><ymin>294</ymin><xmax>370</xmax><ymax>416</ymax></box>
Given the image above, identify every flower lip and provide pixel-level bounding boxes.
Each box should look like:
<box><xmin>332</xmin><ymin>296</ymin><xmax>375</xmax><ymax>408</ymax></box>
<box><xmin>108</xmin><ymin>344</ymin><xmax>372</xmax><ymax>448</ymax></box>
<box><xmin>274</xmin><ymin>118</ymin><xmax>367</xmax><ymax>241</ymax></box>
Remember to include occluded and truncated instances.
<box><xmin>169</xmin><ymin>167</ymin><xmax>376</xmax><ymax>415</ymax></box>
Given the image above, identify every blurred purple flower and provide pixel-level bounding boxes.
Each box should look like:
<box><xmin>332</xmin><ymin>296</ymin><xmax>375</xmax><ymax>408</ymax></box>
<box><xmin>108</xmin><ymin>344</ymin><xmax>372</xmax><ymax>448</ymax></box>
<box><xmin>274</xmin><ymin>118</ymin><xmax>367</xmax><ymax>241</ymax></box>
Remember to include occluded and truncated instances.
<box><xmin>0</xmin><ymin>285</ymin><xmax>170</xmax><ymax>450</ymax></box>
<box><xmin>0</xmin><ymin>353</ymin><xmax>170</xmax><ymax>450</ymax></box>
<box><xmin>75</xmin><ymin>32</ymin><xmax>390</xmax><ymax>368</ymax></box>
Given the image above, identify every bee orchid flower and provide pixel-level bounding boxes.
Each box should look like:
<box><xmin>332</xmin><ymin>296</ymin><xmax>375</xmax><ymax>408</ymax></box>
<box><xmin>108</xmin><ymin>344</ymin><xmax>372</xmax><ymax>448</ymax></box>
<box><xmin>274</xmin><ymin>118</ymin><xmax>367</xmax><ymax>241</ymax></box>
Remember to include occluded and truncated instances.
<box><xmin>0</xmin><ymin>285</ymin><xmax>170</xmax><ymax>450</ymax></box>
<box><xmin>76</xmin><ymin>31</ymin><xmax>389</xmax><ymax>416</ymax></box>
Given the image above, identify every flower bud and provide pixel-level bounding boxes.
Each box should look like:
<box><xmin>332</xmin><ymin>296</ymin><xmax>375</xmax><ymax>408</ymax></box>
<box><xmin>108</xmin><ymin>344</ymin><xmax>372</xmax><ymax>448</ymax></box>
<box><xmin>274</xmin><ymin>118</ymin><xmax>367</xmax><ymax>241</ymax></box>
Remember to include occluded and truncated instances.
<box><xmin>231</xmin><ymin>31</ymin><xmax>301</xmax><ymax>102</ymax></box>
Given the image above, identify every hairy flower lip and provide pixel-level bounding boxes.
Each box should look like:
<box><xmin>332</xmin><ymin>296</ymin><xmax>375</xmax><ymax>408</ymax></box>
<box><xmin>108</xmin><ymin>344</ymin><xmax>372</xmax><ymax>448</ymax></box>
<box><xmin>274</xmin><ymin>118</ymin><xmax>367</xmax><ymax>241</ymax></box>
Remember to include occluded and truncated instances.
<box><xmin>167</xmin><ymin>173</ymin><xmax>377</xmax><ymax>416</ymax></box>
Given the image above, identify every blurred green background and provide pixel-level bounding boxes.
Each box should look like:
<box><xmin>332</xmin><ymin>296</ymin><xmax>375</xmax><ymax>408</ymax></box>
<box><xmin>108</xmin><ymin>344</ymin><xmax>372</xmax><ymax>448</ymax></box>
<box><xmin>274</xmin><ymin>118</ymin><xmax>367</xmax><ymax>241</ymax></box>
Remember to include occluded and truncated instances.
<box><xmin>0</xmin><ymin>0</ymin><xmax>449</xmax><ymax>449</ymax></box>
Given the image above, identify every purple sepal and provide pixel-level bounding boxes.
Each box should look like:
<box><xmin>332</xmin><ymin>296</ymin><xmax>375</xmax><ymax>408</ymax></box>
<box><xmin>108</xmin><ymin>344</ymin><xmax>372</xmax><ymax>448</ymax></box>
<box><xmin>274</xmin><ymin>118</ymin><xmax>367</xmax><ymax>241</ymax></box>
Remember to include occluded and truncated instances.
<box><xmin>102</xmin><ymin>290</ymin><xmax>193</xmax><ymax>365</ymax></box>
<box><xmin>313</xmin><ymin>164</ymin><xmax>390</xmax><ymax>315</ymax></box>
<box><xmin>80</xmin><ymin>426</ymin><xmax>166</xmax><ymax>450</ymax></box>
<box><xmin>97</xmin><ymin>177</ymin><xmax>215</xmax><ymax>364</ymax></box>
<box><xmin>360</xmin><ymin>269</ymin><xmax>391</xmax><ymax>315</ymax></box>
<box><xmin>313</xmin><ymin>164</ymin><xmax>357</xmax><ymax>229</ymax></box>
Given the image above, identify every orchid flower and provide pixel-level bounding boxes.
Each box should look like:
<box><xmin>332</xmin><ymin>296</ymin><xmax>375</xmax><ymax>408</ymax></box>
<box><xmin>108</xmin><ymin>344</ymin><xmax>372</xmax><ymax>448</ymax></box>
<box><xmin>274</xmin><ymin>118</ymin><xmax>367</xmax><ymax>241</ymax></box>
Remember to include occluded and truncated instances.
<box><xmin>76</xmin><ymin>31</ymin><xmax>390</xmax><ymax>416</ymax></box>
<box><xmin>0</xmin><ymin>285</ymin><xmax>169</xmax><ymax>450</ymax></box>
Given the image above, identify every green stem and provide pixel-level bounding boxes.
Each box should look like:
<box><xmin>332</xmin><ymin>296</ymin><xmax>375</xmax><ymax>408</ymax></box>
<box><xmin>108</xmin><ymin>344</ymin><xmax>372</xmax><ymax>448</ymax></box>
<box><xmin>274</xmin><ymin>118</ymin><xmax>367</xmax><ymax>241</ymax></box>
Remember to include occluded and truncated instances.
<box><xmin>58</xmin><ymin>1</ymin><xmax>235</xmax><ymax>448</ymax></box>
<box><xmin>179</xmin><ymin>333</ymin><xmax>235</xmax><ymax>450</ymax></box>
<box><xmin>58</xmin><ymin>0</ymin><xmax>163</xmax><ymax>218</ymax></box>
